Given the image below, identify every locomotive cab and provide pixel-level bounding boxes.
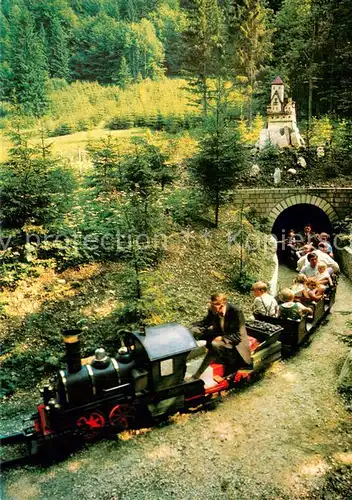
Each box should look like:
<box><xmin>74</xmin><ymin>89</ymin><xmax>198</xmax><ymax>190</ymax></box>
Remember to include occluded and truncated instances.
<box><xmin>129</xmin><ymin>323</ymin><xmax>198</xmax><ymax>392</ymax></box>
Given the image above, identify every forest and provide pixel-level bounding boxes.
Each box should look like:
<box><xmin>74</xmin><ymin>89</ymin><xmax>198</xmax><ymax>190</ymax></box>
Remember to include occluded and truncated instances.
<box><xmin>1</xmin><ymin>0</ymin><xmax>352</xmax><ymax>119</ymax></box>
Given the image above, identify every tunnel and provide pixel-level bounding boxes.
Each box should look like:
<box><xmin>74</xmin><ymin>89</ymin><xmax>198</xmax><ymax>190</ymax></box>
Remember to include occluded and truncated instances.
<box><xmin>272</xmin><ymin>203</ymin><xmax>333</xmax><ymax>260</ymax></box>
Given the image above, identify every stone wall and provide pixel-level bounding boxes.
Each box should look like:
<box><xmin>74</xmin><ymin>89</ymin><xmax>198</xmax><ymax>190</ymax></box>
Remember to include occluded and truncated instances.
<box><xmin>335</xmin><ymin>236</ymin><xmax>352</xmax><ymax>280</ymax></box>
<box><xmin>233</xmin><ymin>187</ymin><xmax>352</xmax><ymax>231</ymax></box>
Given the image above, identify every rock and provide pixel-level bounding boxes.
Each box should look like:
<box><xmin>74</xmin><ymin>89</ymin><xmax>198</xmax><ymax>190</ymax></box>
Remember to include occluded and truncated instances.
<box><xmin>317</xmin><ymin>146</ymin><xmax>325</xmax><ymax>158</ymax></box>
<box><xmin>297</xmin><ymin>156</ymin><xmax>307</xmax><ymax>168</ymax></box>
<box><xmin>287</xmin><ymin>168</ymin><xmax>297</xmax><ymax>174</ymax></box>
<box><xmin>337</xmin><ymin>349</ymin><xmax>352</xmax><ymax>394</ymax></box>
<box><xmin>250</xmin><ymin>164</ymin><xmax>261</xmax><ymax>177</ymax></box>
<box><xmin>291</xmin><ymin>132</ymin><xmax>304</xmax><ymax>148</ymax></box>
<box><xmin>57</xmin><ymin>279</ymin><xmax>66</xmax><ymax>284</ymax></box>
<box><xmin>276</xmin><ymin>133</ymin><xmax>290</xmax><ymax>148</ymax></box>
<box><xmin>273</xmin><ymin>167</ymin><xmax>281</xmax><ymax>185</ymax></box>
<box><xmin>258</xmin><ymin>129</ymin><xmax>270</xmax><ymax>148</ymax></box>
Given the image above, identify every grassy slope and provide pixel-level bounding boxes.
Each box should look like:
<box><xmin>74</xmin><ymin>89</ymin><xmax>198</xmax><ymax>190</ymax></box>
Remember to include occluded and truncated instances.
<box><xmin>0</xmin><ymin>217</ymin><xmax>274</xmax><ymax>395</ymax></box>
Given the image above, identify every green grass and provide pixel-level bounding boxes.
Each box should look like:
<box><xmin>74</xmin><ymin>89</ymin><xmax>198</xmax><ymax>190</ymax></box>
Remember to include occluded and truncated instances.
<box><xmin>0</xmin><ymin>207</ymin><xmax>274</xmax><ymax>396</ymax></box>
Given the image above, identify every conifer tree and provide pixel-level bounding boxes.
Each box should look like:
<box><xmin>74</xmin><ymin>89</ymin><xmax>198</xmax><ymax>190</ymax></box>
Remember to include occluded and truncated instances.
<box><xmin>115</xmin><ymin>56</ymin><xmax>133</xmax><ymax>89</ymax></box>
<box><xmin>233</xmin><ymin>0</ymin><xmax>272</xmax><ymax>127</ymax></box>
<box><xmin>181</xmin><ymin>0</ymin><xmax>224</xmax><ymax>115</ymax></box>
<box><xmin>49</xmin><ymin>16</ymin><xmax>70</xmax><ymax>80</ymax></box>
<box><xmin>8</xmin><ymin>9</ymin><xmax>49</xmax><ymax>116</ymax></box>
<box><xmin>0</xmin><ymin>117</ymin><xmax>74</xmax><ymax>228</ymax></box>
<box><xmin>190</xmin><ymin>121</ymin><xmax>248</xmax><ymax>227</ymax></box>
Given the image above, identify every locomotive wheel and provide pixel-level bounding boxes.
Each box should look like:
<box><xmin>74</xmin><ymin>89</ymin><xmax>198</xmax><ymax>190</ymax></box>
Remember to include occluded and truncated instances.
<box><xmin>76</xmin><ymin>411</ymin><xmax>106</xmax><ymax>440</ymax></box>
<box><xmin>109</xmin><ymin>404</ymin><xmax>135</xmax><ymax>431</ymax></box>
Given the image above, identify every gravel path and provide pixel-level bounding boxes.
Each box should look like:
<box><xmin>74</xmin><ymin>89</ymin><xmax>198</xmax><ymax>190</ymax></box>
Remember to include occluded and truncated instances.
<box><xmin>2</xmin><ymin>267</ymin><xmax>352</xmax><ymax>500</ymax></box>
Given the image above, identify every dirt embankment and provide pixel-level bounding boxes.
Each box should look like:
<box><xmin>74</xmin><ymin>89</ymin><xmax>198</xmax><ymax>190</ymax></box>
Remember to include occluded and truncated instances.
<box><xmin>1</xmin><ymin>269</ymin><xmax>352</xmax><ymax>500</ymax></box>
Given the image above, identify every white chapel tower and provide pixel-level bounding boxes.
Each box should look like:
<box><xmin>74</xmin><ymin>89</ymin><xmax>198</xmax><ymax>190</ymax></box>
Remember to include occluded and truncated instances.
<box><xmin>259</xmin><ymin>76</ymin><xmax>305</xmax><ymax>148</ymax></box>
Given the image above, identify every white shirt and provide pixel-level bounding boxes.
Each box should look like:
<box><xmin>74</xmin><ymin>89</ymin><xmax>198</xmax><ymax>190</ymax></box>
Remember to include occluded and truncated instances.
<box><xmin>297</xmin><ymin>250</ymin><xmax>339</xmax><ymax>273</ymax></box>
<box><xmin>314</xmin><ymin>250</ymin><xmax>339</xmax><ymax>273</ymax></box>
<box><xmin>316</xmin><ymin>270</ymin><xmax>332</xmax><ymax>285</ymax></box>
<box><xmin>252</xmin><ymin>293</ymin><xmax>278</xmax><ymax>317</ymax></box>
<box><xmin>301</xmin><ymin>263</ymin><xmax>319</xmax><ymax>277</ymax></box>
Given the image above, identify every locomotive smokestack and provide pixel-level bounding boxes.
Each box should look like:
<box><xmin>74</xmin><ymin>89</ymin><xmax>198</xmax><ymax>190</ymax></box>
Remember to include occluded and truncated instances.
<box><xmin>62</xmin><ymin>329</ymin><xmax>82</xmax><ymax>374</ymax></box>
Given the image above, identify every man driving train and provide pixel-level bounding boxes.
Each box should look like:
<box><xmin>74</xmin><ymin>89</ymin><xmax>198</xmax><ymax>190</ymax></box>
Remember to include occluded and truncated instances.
<box><xmin>190</xmin><ymin>293</ymin><xmax>251</xmax><ymax>379</ymax></box>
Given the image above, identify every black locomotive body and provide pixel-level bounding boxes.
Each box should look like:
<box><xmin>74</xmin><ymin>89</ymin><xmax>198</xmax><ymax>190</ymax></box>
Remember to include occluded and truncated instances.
<box><xmin>37</xmin><ymin>323</ymin><xmax>206</xmax><ymax>440</ymax></box>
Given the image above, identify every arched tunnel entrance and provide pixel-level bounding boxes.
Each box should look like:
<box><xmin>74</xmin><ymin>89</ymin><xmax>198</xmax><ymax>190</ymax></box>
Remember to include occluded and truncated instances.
<box><xmin>272</xmin><ymin>203</ymin><xmax>333</xmax><ymax>241</ymax></box>
<box><xmin>272</xmin><ymin>203</ymin><xmax>333</xmax><ymax>260</ymax></box>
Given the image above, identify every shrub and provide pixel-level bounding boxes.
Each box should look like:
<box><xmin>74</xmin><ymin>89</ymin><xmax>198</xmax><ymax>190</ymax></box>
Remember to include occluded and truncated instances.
<box><xmin>76</xmin><ymin>119</ymin><xmax>90</xmax><ymax>131</ymax></box>
<box><xmin>0</xmin><ymin>128</ymin><xmax>75</xmax><ymax>228</ymax></box>
<box><xmin>107</xmin><ymin>114</ymin><xmax>134</xmax><ymax>130</ymax></box>
<box><xmin>50</xmin><ymin>122</ymin><xmax>73</xmax><ymax>136</ymax></box>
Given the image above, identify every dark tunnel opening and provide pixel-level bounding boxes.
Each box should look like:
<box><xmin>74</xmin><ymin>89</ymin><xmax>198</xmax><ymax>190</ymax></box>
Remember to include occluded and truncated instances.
<box><xmin>272</xmin><ymin>203</ymin><xmax>333</xmax><ymax>260</ymax></box>
<box><xmin>272</xmin><ymin>203</ymin><xmax>333</xmax><ymax>241</ymax></box>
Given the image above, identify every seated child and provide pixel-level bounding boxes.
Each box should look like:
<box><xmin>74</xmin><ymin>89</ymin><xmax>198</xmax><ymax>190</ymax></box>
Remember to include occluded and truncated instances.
<box><xmin>319</xmin><ymin>232</ymin><xmax>333</xmax><ymax>256</ymax></box>
<box><xmin>252</xmin><ymin>281</ymin><xmax>278</xmax><ymax>317</ymax></box>
<box><xmin>278</xmin><ymin>288</ymin><xmax>312</xmax><ymax>320</ymax></box>
<box><xmin>287</xmin><ymin>229</ymin><xmax>297</xmax><ymax>247</ymax></box>
<box><xmin>316</xmin><ymin>261</ymin><xmax>333</xmax><ymax>287</ymax></box>
<box><xmin>318</xmin><ymin>241</ymin><xmax>334</xmax><ymax>258</ymax></box>
<box><xmin>291</xmin><ymin>274</ymin><xmax>307</xmax><ymax>300</ymax></box>
<box><xmin>302</xmin><ymin>277</ymin><xmax>325</xmax><ymax>301</ymax></box>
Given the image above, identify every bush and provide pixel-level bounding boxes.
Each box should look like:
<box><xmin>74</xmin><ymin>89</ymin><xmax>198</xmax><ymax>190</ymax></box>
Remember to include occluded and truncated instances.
<box><xmin>232</xmin><ymin>270</ymin><xmax>256</xmax><ymax>293</ymax></box>
<box><xmin>50</xmin><ymin>122</ymin><xmax>73</xmax><ymax>136</ymax></box>
<box><xmin>76</xmin><ymin>119</ymin><xmax>90</xmax><ymax>131</ymax></box>
<box><xmin>0</xmin><ymin>126</ymin><xmax>75</xmax><ymax>228</ymax></box>
<box><xmin>165</xmin><ymin>188</ymin><xmax>207</xmax><ymax>226</ymax></box>
<box><xmin>107</xmin><ymin>114</ymin><xmax>134</xmax><ymax>130</ymax></box>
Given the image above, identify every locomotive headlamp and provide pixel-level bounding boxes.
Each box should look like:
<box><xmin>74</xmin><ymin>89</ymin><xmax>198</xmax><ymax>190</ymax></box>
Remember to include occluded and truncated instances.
<box><xmin>95</xmin><ymin>348</ymin><xmax>108</xmax><ymax>361</ymax></box>
<box><xmin>91</xmin><ymin>348</ymin><xmax>111</xmax><ymax>369</ymax></box>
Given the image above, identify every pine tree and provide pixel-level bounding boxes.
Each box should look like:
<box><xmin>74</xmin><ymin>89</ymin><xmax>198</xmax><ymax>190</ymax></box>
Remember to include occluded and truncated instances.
<box><xmin>0</xmin><ymin>117</ymin><xmax>74</xmax><ymax>228</ymax></box>
<box><xmin>8</xmin><ymin>9</ymin><xmax>49</xmax><ymax>116</ymax></box>
<box><xmin>115</xmin><ymin>56</ymin><xmax>133</xmax><ymax>89</ymax></box>
<box><xmin>181</xmin><ymin>0</ymin><xmax>224</xmax><ymax>115</ymax></box>
<box><xmin>233</xmin><ymin>0</ymin><xmax>272</xmax><ymax>127</ymax></box>
<box><xmin>49</xmin><ymin>16</ymin><xmax>70</xmax><ymax>80</ymax></box>
<box><xmin>190</xmin><ymin>123</ymin><xmax>248</xmax><ymax>227</ymax></box>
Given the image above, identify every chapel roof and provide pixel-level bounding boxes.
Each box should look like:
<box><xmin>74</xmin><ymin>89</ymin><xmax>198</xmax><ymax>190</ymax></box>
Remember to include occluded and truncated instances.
<box><xmin>272</xmin><ymin>76</ymin><xmax>284</xmax><ymax>85</ymax></box>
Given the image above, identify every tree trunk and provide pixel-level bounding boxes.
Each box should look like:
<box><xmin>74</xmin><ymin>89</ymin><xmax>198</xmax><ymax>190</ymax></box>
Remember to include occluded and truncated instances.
<box><xmin>215</xmin><ymin>189</ymin><xmax>219</xmax><ymax>228</ymax></box>
<box><xmin>308</xmin><ymin>62</ymin><xmax>313</xmax><ymax>127</ymax></box>
<box><xmin>202</xmin><ymin>73</ymin><xmax>207</xmax><ymax>116</ymax></box>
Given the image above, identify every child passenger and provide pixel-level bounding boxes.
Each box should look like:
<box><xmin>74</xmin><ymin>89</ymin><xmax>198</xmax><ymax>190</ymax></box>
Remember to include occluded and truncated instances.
<box><xmin>278</xmin><ymin>288</ymin><xmax>312</xmax><ymax>320</ymax></box>
<box><xmin>291</xmin><ymin>274</ymin><xmax>307</xmax><ymax>300</ymax></box>
<box><xmin>319</xmin><ymin>232</ymin><xmax>333</xmax><ymax>256</ymax></box>
<box><xmin>316</xmin><ymin>261</ymin><xmax>333</xmax><ymax>287</ymax></box>
<box><xmin>252</xmin><ymin>281</ymin><xmax>278</xmax><ymax>317</ymax></box>
<box><xmin>302</xmin><ymin>277</ymin><xmax>325</xmax><ymax>301</ymax></box>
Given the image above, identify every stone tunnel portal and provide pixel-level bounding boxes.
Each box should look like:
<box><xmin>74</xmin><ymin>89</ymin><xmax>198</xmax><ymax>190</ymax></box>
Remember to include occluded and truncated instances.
<box><xmin>272</xmin><ymin>203</ymin><xmax>333</xmax><ymax>244</ymax></box>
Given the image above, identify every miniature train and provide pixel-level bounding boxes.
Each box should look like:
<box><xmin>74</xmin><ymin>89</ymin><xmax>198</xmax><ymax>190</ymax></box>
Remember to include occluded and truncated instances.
<box><xmin>0</xmin><ymin>283</ymin><xmax>337</xmax><ymax>468</ymax></box>
<box><xmin>0</xmin><ymin>321</ymin><xmax>280</xmax><ymax>467</ymax></box>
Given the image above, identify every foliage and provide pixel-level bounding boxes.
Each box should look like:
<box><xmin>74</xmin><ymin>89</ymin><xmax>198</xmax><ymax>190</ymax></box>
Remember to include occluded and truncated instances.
<box><xmin>181</xmin><ymin>0</ymin><xmax>225</xmax><ymax>115</ymax></box>
<box><xmin>233</xmin><ymin>270</ymin><xmax>256</xmax><ymax>293</ymax></box>
<box><xmin>231</xmin><ymin>0</ymin><xmax>273</xmax><ymax>126</ymax></box>
<box><xmin>87</xmin><ymin>135</ymin><xmax>123</xmax><ymax>192</ymax></box>
<box><xmin>306</xmin><ymin>116</ymin><xmax>333</xmax><ymax>147</ymax></box>
<box><xmin>5</xmin><ymin>8</ymin><xmax>49</xmax><ymax>116</ymax></box>
<box><xmin>190</xmin><ymin>120</ymin><xmax>249</xmax><ymax>227</ymax></box>
<box><xmin>0</xmin><ymin>120</ymin><xmax>75</xmax><ymax>228</ymax></box>
<box><xmin>45</xmin><ymin>79</ymin><xmax>198</xmax><ymax>135</ymax></box>
<box><xmin>238</xmin><ymin>114</ymin><xmax>265</xmax><ymax>144</ymax></box>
